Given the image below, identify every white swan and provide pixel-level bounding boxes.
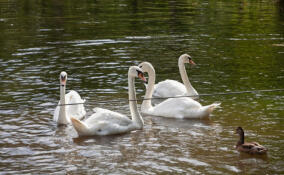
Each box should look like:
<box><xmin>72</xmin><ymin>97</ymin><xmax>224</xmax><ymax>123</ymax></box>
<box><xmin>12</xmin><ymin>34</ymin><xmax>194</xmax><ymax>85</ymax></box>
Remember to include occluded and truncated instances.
<box><xmin>153</xmin><ymin>54</ymin><xmax>198</xmax><ymax>99</ymax></box>
<box><xmin>53</xmin><ymin>71</ymin><xmax>86</xmax><ymax>125</ymax></box>
<box><xmin>70</xmin><ymin>66</ymin><xmax>146</xmax><ymax>136</ymax></box>
<box><xmin>139</xmin><ymin>62</ymin><xmax>220</xmax><ymax>119</ymax></box>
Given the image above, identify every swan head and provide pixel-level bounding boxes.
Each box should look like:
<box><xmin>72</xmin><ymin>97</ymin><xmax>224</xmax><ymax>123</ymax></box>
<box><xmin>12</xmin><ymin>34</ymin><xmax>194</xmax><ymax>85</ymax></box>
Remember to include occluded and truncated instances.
<box><xmin>129</xmin><ymin>66</ymin><xmax>147</xmax><ymax>82</ymax></box>
<box><xmin>180</xmin><ymin>54</ymin><xmax>195</xmax><ymax>65</ymax></box>
<box><xmin>138</xmin><ymin>62</ymin><xmax>155</xmax><ymax>75</ymax></box>
<box><xmin>60</xmin><ymin>71</ymin><xmax>67</xmax><ymax>86</ymax></box>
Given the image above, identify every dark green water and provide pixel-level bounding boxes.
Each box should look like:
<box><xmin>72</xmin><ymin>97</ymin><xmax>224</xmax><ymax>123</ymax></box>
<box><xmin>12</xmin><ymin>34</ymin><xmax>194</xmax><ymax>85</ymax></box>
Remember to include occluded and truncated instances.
<box><xmin>0</xmin><ymin>0</ymin><xmax>284</xmax><ymax>174</ymax></box>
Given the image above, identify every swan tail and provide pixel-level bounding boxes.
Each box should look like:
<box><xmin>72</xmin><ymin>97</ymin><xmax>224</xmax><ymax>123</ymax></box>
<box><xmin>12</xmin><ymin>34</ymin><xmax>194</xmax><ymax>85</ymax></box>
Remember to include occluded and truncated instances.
<box><xmin>206</xmin><ymin>103</ymin><xmax>221</xmax><ymax>113</ymax></box>
<box><xmin>70</xmin><ymin>117</ymin><xmax>89</xmax><ymax>136</ymax></box>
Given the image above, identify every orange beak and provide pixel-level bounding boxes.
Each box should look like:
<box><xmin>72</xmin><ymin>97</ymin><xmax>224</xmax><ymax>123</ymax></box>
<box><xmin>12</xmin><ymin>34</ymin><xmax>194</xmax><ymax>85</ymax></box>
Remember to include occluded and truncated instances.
<box><xmin>189</xmin><ymin>60</ymin><xmax>196</xmax><ymax>65</ymax></box>
<box><xmin>138</xmin><ymin>72</ymin><xmax>147</xmax><ymax>83</ymax></box>
<box><xmin>61</xmin><ymin>79</ymin><xmax>66</xmax><ymax>86</ymax></box>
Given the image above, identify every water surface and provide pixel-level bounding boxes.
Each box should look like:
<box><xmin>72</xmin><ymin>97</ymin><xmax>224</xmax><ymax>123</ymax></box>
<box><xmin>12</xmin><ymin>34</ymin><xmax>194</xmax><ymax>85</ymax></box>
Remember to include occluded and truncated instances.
<box><xmin>0</xmin><ymin>0</ymin><xmax>284</xmax><ymax>174</ymax></box>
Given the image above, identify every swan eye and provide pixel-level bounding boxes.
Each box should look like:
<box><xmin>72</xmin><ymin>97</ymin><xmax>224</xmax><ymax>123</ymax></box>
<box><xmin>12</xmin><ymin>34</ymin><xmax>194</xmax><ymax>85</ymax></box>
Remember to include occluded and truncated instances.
<box><xmin>136</xmin><ymin>70</ymin><xmax>143</xmax><ymax>75</ymax></box>
<box><xmin>61</xmin><ymin>75</ymin><xmax>66</xmax><ymax>80</ymax></box>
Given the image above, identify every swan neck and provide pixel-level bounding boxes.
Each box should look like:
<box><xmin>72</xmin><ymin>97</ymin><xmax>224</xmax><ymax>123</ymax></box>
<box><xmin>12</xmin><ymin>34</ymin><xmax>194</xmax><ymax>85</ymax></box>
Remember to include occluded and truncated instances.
<box><xmin>59</xmin><ymin>85</ymin><xmax>67</xmax><ymax>124</ymax></box>
<box><xmin>128</xmin><ymin>75</ymin><xmax>144</xmax><ymax>128</ymax></box>
<box><xmin>142</xmin><ymin>68</ymin><xmax>155</xmax><ymax>111</ymax></box>
<box><xmin>178</xmin><ymin>59</ymin><xmax>195</xmax><ymax>95</ymax></box>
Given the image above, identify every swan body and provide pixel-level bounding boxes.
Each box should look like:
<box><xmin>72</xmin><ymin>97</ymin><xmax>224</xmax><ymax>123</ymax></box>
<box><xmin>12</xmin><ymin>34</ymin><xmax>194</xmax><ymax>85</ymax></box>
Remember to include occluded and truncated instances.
<box><xmin>53</xmin><ymin>72</ymin><xmax>86</xmax><ymax>125</ymax></box>
<box><xmin>153</xmin><ymin>54</ymin><xmax>198</xmax><ymax>99</ymax></box>
<box><xmin>71</xmin><ymin>66</ymin><xmax>146</xmax><ymax>136</ymax></box>
<box><xmin>139</xmin><ymin>62</ymin><xmax>220</xmax><ymax>119</ymax></box>
<box><xmin>236</xmin><ymin>127</ymin><xmax>268</xmax><ymax>154</ymax></box>
<box><xmin>153</xmin><ymin>80</ymin><xmax>187</xmax><ymax>97</ymax></box>
<box><xmin>145</xmin><ymin>97</ymin><xmax>220</xmax><ymax>119</ymax></box>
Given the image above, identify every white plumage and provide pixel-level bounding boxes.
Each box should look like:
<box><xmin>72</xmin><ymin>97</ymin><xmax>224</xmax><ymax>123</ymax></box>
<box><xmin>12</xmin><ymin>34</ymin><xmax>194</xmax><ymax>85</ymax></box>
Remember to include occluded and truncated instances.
<box><xmin>70</xmin><ymin>66</ymin><xmax>146</xmax><ymax>136</ymax></box>
<box><xmin>53</xmin><ymin>90</ymin><xmax>86</xmax><ymax>124</ymax></box>
<box><xmin>153</xmin><ymin>80</ymin><xmax>187</xmax><ymax>97</ymax></box>
<box><xmin>146</xmin><ymin>97</ymin><xmax>220</xmax><ymax>119</ymax></box>
<box><xmin>71</xmin><ymin>107</ymin><xmax>134</xmax><ymax>136</ymax></box>
<box><xmin>139</xmin><ymin>62</ymin><xmax>220</xmax><ymax>119</ymax></box>
<box><xmin>152</xmin><ymin>54</ymin><xmax>199</xmax><ymax>99</ymax></box>
<box><xmin>53</xmin><ymin>72</ymin><xmax>86</xmax><ymax>125</ymax></box>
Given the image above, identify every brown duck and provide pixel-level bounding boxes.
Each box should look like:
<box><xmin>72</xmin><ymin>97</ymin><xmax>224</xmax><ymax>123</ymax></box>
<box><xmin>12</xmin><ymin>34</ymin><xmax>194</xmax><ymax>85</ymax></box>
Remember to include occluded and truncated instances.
<box><xmin>236</xmin><ymin>127</ymin><xmax>268</xmax><ymax>154</ymax></box>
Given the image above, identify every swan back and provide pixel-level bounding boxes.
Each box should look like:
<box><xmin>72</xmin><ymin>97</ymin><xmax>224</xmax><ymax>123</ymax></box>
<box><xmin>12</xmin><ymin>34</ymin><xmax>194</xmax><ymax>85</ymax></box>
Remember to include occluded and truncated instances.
<box><xmin>71</xmin><ymin>108</ymin><xmax>135</xmax><ymax>136</ymax></box>
<box><xmin>153</xmin><ymin>80</ymin><xmax>187</xmax><ymax>97</ymax></box>
<box><xmin>149</xmin><ymin>98</ymin><xmax>219</xmax><ymax>119</ymax></box>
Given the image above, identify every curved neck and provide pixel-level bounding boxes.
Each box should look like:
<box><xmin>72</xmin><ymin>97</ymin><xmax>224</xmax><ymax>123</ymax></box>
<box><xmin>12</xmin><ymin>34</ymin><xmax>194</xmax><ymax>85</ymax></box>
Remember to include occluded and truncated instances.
<box><xmin>141</xmin><ymin>67</ymin><xmax>155</xmax><ymax>111</ymax></box>
<box><xmin>178</xmin><ymin>59</ymin><xmax>196</xmax><ymax>96</ymax></box>
<box><xmin>128</xmin><ymin>75</ymin><xmax>144</xmax><ymax>128</ymax></box>
<box><xmin>59</xmin><ymin>85</ymin><xmax>68</xmax><ymax>124</ymax></box>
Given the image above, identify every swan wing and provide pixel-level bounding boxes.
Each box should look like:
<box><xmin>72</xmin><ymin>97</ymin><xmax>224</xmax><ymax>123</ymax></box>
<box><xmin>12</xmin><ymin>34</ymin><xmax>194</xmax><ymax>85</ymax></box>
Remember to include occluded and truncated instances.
<box><xmin>150</xmin><ymin>97</ymin><xmax>202</xmax><ymax>118</ymax></box>
<box><xmin>72</xmin><ymin>117</ymin><xmax>133</xmax><ymax>136</ymax></box>
<box><xmin>92</xmin><ymin>107</ymin><xmax>111</xmax><ymax>113</ymax></box>
<box><xmin>91</xmin><ymin>120</ymin><xmax>134</xmax><ymax>135</ymax></box>
<box><xmin>65</xmin><ymin>90</ymin><xmax>86</xmax><ymax>120</ymax></box>
<box><xmin>153</xmin><ymin>80</ymin><xmax>186</xmax><ymax>97</ymax></box>
<box><xmin>72</xmin><ymin>108</ymin><xmax>133</xmax><ymax>136</ymax></box>
<box><xmin>85</xmin><ymin>108</ymin><xmax>132</xmax><ymax>127</ymax></box>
